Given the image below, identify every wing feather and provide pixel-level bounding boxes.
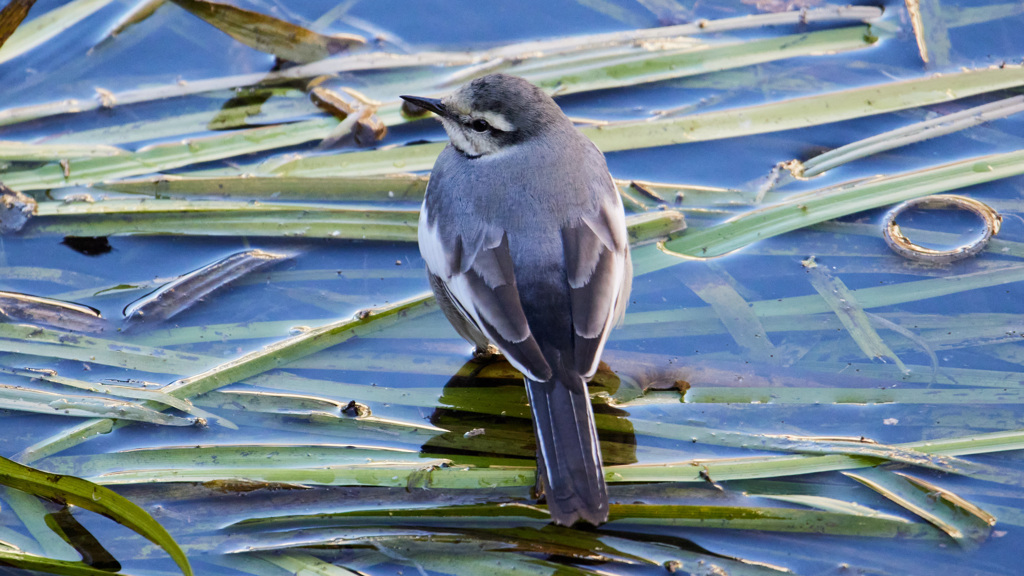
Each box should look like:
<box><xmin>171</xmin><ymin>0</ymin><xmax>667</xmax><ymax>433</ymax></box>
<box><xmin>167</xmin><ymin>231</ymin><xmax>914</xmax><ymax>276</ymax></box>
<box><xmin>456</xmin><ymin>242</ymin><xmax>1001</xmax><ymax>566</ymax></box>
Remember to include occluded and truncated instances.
<box><xmin>563</xmin><ymin>185</ymin><xmax>632</xmax><ymax>378</ymax></box>
<box><xmin>424</xmin><ymin>217</ymin><xmax>552</xmax><ymax>381</ymax></box>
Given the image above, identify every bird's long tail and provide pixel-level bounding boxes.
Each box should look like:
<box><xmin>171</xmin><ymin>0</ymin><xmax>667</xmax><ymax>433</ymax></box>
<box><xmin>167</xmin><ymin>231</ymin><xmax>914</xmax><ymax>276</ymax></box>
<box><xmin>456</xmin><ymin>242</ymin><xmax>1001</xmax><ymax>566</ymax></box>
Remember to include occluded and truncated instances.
<box><xmin>525</xmin><ymin>370</ymin><xmax>608</xmax><ymax>526</ymax></box>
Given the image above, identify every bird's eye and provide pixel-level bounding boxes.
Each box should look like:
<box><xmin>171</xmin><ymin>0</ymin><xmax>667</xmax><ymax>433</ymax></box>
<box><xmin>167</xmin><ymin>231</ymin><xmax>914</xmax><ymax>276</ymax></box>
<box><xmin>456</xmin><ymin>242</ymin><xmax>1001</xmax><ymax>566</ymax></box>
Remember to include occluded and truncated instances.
<box><xmin>470</xmin><ymin>119</ymin><xmax>491</xmax><ymax>133</ymax></box>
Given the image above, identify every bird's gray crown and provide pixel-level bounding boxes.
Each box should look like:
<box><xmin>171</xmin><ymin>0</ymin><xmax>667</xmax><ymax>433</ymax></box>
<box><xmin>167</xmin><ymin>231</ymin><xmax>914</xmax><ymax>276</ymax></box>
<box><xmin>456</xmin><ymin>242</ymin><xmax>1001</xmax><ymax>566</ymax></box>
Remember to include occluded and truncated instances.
<box><xmin>406</xmin><ymin>74</ymin><xmax>571</xmax><ymax>158</ymax></box>
<box><xmin>446</xmin><ymin>74</ymin><xmax>565</xmax><ymax>138</ymax></box>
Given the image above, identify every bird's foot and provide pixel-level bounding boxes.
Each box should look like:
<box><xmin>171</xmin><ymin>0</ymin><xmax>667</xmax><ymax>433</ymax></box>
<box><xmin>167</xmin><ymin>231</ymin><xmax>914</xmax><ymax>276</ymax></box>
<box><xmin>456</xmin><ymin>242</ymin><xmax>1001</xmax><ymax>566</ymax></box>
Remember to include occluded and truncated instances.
<box><xmin>471</xmin><ymin>344</ymin><xmax>501</xmax><ymax>362</ymax></box>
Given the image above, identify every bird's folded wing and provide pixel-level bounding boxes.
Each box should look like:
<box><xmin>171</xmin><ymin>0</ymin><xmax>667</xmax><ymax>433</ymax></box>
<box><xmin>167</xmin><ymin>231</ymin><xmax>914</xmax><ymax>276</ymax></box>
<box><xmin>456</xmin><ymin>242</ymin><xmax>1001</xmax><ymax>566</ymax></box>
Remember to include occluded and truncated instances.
<box><xmin>429</xmin><ymin>222</ymin><xmax>553</xmax><ymax>381</ymax></box>
<box><xmin>561</xmin><ymin>195</ymin><xmax>631</xmax><ymax>378</ymax></box>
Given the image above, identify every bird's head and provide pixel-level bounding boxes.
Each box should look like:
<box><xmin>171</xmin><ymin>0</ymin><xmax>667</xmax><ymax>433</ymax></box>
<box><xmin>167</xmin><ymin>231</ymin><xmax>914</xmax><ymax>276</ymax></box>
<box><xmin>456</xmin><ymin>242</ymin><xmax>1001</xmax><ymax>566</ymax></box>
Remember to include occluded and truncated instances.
<box><xmin>401</xmin><ymin>74</ymin><xmax>565</xmax><ymax>159</ymax></box>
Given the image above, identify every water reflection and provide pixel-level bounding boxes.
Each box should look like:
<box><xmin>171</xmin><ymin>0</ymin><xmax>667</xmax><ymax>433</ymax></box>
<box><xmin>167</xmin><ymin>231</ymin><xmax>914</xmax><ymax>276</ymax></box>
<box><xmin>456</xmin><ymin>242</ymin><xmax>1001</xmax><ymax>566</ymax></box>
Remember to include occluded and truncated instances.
<box><xmin>423</xmin><ymin>358</ymin><xmax>638</xmax><ymax>467</ymax></box>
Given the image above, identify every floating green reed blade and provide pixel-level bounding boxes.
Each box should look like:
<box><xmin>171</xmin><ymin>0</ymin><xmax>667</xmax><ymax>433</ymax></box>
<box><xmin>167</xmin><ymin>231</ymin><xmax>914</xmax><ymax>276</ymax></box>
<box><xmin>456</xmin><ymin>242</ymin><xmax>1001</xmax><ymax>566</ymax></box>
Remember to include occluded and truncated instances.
<box><xmin>680</xmin><ymin>386</ymin><xmax>1024</xmax><ymax>406</ymax></box>
<box><xmin>750</xmin><ymin>493</ymin><xmax>910</xmax><ymax>522</ymax></box>
<box><xmin>607</xmin><ymin>503</ymin><xmax>935</xmax><ymax>538</ymax></box>
<box><xmin>243</xmin><ymin>545</ymin><xmax>601</xmax><ymax>576</ymax></box>
<box><xmin>844</xmin><ymin>468</ymin><xmax>996</xmax><ymax>548</ymax></box>
<box><xmin>257</xmin><ymin>554</ymin><xmax>363</xmax><ymax>576</ymax></box>
<box><xmin>0</xmin><ymin>456</ymin><xmax>193</xmax><ymax>576</ymax></box>
<box><xmin>227</xmin><ymin>501</ymin><xmax>936</xmax><ymax>539</ymax></box>
<box><xmin>661</xmin><ymin>148</ymin><xmax>1024</xmax><ymax>259</ymax></box>
<box><xmin>0</xmin><ymin>0</ymin><xmax>116</xmax><ymax>64</ymax></box>
<box><xmin>101</xmin><ymin>174</ymin><xmax>734</xmax><ymax>211</ymax></box>
<box><xmin>798</xmin><ymin>95</ymin><xmax>1024</xmax><ymax>179</ymax></box>
<box><xmin>38</xmin><ymin>444</ymin><xmax>433</xmax><ymax>477</ymax></box>
<box><xmin>52</xmin><ymin>427</ymin><xmax>1024</xmax><ymax>489</ymax></box>
<box><xmin>19</xmin><ymin>198</ymin><xmax>681</xmax><ymax>243</ymax></box>
<box><xmin>103</xmin><ymin>173</ymin><xmax>430</xmax><ymax>202</ymax></box>
<box><xmin>0</xmin><ymin>384</ymin><xmax>196</xmax><ymax>426</ymax></box>
<box><xmin>618</xmin><ymin>428</ymin><xmax>1024</xmax><ymax>484</ymax></box>
<box><xmin>0</xmin><ymin>118</ymin><xmax>339</xmax><ymax>191</ymax></box>
<box><xmin>25</xmin><ymin>198</ymin><xmax>421</xmax><ymax>241</ymax></box>
<box><xmin>0</xmin><ymin>322</ymin><xmax>216</xmax><ymax>375</ymax></box>
<box><xmin>0</xmin><ymin>141</ymin><xmax>127</xmax><ymax>161</ymax></box>
<box><xmin>162</xmin><ymin>292</ymin><xmax>435</xmax><ymax>398</ymax></box>
<box><xmin>587</xmin><ymin>65</ymin><xmax>1024</xmax><ymax>152</ymax></box>
<box><xmin>88</xmin><ymin>461</ymin><xmax>458</xmax><ymax>486</ymax></box>
<box><xmin>0</xmin><ymin>548</ymin><xmax>132</xmax><ymax>576</ymax></box>
<box><xmin>196</xmin><ymin>385</ymin><xmax>440</xmax><ymax>416</ymax></box>
<box><xmin>0</xmin><ymin>367</ymin><xmax>195</xmax><ymax>412</ymax></box>
<box><xmin>528</xmin><ymin>25</ymin><xmax>878</xmax><ymax>96</ymax></box>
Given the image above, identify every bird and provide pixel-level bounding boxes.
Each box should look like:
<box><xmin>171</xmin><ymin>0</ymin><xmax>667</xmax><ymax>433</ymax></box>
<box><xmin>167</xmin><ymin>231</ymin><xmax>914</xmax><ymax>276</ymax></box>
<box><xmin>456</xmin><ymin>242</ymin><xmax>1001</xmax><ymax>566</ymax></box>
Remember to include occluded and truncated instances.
<box><xmin>401</xmin><ymin>74</ymin><xmax>632</xmax><ymax>526</ymax></box>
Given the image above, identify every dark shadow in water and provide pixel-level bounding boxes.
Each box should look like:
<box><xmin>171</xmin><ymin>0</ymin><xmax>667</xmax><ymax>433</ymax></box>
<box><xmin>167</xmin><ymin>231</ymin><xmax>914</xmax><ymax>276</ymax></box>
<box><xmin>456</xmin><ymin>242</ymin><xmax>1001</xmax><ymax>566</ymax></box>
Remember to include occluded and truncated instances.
<box><xmin>61</xmin><ymin>236</ymin><xmax>112</xmax><ymax>256</ymax></box>
<box><xmin>45</xmin><ymin>506</ymin><xmax>121</xmax><ymax>572</ymax></box>
<box><xmin>420</xmin><ymin>357</ymin><xmax>638</xmax><ymax>468</ymax></box>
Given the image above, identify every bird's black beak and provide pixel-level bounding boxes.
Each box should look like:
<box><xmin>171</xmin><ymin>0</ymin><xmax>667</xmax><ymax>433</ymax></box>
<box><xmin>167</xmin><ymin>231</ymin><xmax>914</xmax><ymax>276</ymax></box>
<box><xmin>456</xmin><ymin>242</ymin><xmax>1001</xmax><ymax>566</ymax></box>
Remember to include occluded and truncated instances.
<box><xmin>400</xmin><ymin>95</ymin><xmax>448</xmax><ymax>118</ymax></box>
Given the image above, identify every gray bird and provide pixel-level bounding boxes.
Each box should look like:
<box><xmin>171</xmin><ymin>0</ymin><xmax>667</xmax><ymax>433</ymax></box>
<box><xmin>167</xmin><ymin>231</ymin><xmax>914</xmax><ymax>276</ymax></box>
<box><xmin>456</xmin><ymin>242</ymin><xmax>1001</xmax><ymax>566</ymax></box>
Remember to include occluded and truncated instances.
<box><xmin>401</xmin><ymin>74</ymin><xmax>632</xmax><ymax>526</ymax></box>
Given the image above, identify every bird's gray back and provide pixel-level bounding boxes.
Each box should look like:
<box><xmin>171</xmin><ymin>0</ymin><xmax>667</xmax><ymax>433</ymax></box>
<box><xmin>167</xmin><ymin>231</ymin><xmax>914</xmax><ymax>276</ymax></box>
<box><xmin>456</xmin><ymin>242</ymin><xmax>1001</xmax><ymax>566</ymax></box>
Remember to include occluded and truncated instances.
<box><xmin>424</xmin><ymin>127</ymin><xmax>621</xmax><ymax>369</ymax></box>
<box><xmin>426</xmin><ymin>129</ymin><xmax>607</xmax><ymax>245</ymax></box>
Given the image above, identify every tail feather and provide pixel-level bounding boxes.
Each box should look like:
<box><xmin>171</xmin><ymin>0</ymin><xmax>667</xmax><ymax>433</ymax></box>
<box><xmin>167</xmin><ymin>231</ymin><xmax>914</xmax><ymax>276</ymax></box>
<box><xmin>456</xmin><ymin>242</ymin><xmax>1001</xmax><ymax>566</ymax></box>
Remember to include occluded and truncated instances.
<box><xmin>526</xmin><ymin>373</ymin><xmax>608</xmax><ymax>526</ymax></box>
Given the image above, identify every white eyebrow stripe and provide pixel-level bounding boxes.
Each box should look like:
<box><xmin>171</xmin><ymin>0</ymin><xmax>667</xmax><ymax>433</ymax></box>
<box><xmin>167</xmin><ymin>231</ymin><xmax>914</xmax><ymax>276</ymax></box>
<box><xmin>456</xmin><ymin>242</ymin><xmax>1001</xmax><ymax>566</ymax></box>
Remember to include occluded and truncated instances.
<box><xmin>478</xmin><ymin>111</ymin><xmax>514</xmax><ymax>132</ymax></box>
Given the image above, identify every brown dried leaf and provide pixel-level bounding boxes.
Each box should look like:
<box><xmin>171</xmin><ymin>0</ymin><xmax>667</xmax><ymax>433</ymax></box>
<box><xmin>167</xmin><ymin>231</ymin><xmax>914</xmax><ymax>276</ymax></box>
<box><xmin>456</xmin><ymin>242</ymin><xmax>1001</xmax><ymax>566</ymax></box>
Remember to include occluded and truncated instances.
<box><xmin>0</xmin><ymin>0</ymin><xmax>36</xmax><ymax>49</ymax></box>
<box><xmin>170</xmin><ymin>0</ymin><xmax>364</xmax><ymax>63</ymax></box>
